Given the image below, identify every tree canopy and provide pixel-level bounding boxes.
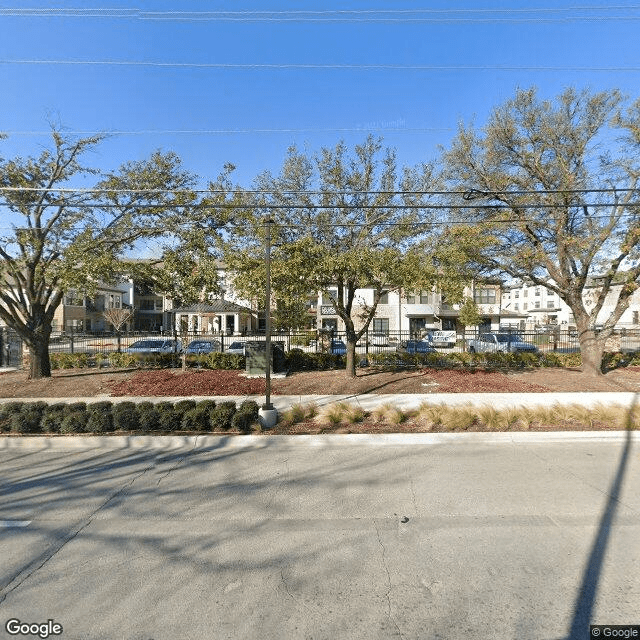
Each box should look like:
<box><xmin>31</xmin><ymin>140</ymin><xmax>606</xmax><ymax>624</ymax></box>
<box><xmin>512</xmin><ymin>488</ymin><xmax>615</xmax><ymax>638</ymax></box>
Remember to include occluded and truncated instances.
<box><xmin>0</xmin><ymin>130</ymin><xmax>202</xmax><ymax>378</ymax></box>
<box><xmin>224</xmin><ymin>136</ymin><xmax>459</xmax><ymax>376</ymax></box>
<box><xmin>442</xmin><ymin>87</ymin><xmax>640</xmax><ymax>374</ymax></box>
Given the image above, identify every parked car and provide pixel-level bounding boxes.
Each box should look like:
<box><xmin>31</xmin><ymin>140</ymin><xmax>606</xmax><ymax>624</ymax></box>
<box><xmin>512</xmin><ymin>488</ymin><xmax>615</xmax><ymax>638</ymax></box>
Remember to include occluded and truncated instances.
<box><xmin>368</xmin><ymin>332</ymin><xmax>389</xmax><ymax>347</ymax></box>
<box><xmin>397</xmin><ymin>340</ymin><xmax>436</xmax><ymax>354</ymax></box>
<box><xmin>126</xmin><ymin>339</ymin><xmax>182</xmax><ymax>355</ymax></box>
<box><xmin>467</xmin><ymin>333</ymin><xmax>538</xmax><ymax>354</ymax></box>
<box><xmin>330</xmin><ymin>339</ymin><xmax>347</xmax><ymax>355</ymax></box>
<box><xmin>226</xmin><ymin>341</ymin><xmax>247</xmax><ymax>355</ymax></box>
<box><xmin>185</xmin><ymin>339</ymin><xmax>221</xmax><ymax>355</ymax></box>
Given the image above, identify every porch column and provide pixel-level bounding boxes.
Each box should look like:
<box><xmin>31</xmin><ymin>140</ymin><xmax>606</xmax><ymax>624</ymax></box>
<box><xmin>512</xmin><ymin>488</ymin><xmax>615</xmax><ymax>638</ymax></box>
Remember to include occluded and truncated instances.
<box><xmin>234</xmin><ymin>313</ymin><xmax>240</xmax><ymax>335</ymax></box>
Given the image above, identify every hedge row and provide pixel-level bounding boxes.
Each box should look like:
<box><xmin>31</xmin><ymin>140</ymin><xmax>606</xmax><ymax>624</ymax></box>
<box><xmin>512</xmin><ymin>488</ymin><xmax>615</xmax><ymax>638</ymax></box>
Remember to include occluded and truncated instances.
<box><xmin>50</xmin><ymin>351</ymin><xmax>245</xmax><ymax>370</ymax></box>
<box><xmin>47</xmin><ymin>347</ymin><xmax>640</xmax><ymax>373</ymax></box>
<box><xmin>0</xmin><ymin>399</ymin><xmax>261</xmax><ymax>435</ymax></box>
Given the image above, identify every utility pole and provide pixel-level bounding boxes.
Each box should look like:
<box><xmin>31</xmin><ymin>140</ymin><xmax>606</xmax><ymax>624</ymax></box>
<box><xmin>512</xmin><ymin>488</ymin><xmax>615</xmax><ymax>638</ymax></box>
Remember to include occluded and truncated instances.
<box><xmin>263</xmin><ymin>215</ymin><xmax>273</xmax><ymax>411</ymax></box>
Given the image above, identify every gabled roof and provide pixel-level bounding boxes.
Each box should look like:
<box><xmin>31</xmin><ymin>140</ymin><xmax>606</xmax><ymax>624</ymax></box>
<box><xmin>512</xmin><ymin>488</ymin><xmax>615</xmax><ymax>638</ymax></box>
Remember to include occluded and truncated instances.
<box><xmin>171</xmin><ymin>300</ymin><xmax>253</xmax><ymax>314</ymax></box>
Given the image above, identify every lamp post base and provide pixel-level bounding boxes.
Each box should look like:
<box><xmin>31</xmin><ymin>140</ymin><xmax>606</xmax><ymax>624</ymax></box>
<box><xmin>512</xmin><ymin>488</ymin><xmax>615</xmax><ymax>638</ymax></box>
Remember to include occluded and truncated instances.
<box><xmin>258</xmin><ymin>407</ymin><xmax>278</xmax><ymax>429</ymax></box>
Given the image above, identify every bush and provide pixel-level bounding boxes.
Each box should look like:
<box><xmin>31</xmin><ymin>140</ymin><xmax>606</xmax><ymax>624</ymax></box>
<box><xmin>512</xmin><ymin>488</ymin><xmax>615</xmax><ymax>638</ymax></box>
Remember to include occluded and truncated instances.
<box><xmin>60</xmin><ymin>411</ymin><xmax>88</xmax><ymax>434</ymax></box>
<box><xmin>230</xmin><ymin>409</ymin><xmax>252</xmax><ymax>434</ymax></box>
<box><xmin>181</xmin><ymin>407</ymin><xmax>211</xmax><ymax>432</ymax></box>
<box><xmin>112</xmin><ymin>401</ymin><xmax>140</xmax><ymax>432</ymax></box>
<box><xmin>86</xmin><ymin>401</ymin><xmax>114</xmax><ymax>433</ymax></box>
<box><xmin>64</xmin><ymin>402</ymin><xmax>87</xmax><ymax>416</ymax></box>
<box><xmin>174</xmin><ymin>400</ymin><xmax>197</xmax><ymax>415</ymax></box>
<box><xmin>239</xmin><ymin>400</ymin><xmax>259</xmax><ymax>422</ymax></box>
<box><xmin>156</xmin><ymin>401</ymin><xmax>182</xmax><ymax>432</ymax></box>
<box><xmin>204</xmin><ymin>352</ymin><xmax>245</xmax><ymax>370</ymax></box>
<box><xmin>137</xmin><ymin>402</ymin><xmax>161</xmax><ymax>432</ymax></box>
<box><xmin>210</xmin><ymin>401</ymin><xmax>237</xmax><ymax>432</ymax></box>
<box><xmin>0</xmin><ymin>401</ymin><xmax>25</xmax><ymax>431</ymax></box>
<box><xmin>108</xmin><ymin>352</ymin><xmax>138</xmax><ymax>368</ymax></box>
<box><xmin>11</xmin><ymin>405</ymin><xmax>46</xmax><ymax>434</ymax></box>
<box><xmin>41</xmin><ymin>403</ymin><xmax>67</xmax><ymax>433</ymax></box>
<box><xmin>196</xmin><ymin>399</ymin><xmax>217</xmax><ymax>413</ymax></box>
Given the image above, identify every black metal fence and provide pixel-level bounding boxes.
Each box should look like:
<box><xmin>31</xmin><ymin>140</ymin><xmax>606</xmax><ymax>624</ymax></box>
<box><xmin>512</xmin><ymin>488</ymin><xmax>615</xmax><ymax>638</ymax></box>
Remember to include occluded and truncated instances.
<box><xmin>3</xmin><ymin>327</ymin><xmax>640</xmax><ymax>369</ymax></box>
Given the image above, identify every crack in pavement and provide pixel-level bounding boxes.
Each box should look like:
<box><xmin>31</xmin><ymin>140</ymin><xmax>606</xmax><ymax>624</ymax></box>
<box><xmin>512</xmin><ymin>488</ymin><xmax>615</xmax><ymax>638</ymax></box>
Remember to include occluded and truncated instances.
<box><xmin>373</xmin><ymin>518</ymin><xmax>404</xmax><ymax>639</ymax></box>
<box><xmin>0</xmin><ymin>457</ymin><xmax>156</xmax><ymax>605</ymax></box>
<box><xmin>155</xmin><ymin>436</ymin><xmax>200</xmax><ymax>486</ymax></box>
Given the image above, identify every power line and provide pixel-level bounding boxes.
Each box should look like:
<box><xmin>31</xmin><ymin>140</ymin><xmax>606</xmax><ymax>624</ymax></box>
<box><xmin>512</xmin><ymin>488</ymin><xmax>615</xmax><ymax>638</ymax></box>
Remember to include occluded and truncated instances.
<box><xmin>2</xmin><ymin>7</ymin><xmax>640</xmax><ymax>22</ymax></box>
<box><xmin>0</xmin><ymin>186</ymin><xmax>637</xmax><ymax>196</ymax></box>
<box><xmin>0</xmin><ymin>127</ymin><xmax>452</xmax><ymax>136</ymax></box>
<box><xmin>2</xmin><ymin>60</ymin><xmax>640</xmax><ymax>72</ymax></box>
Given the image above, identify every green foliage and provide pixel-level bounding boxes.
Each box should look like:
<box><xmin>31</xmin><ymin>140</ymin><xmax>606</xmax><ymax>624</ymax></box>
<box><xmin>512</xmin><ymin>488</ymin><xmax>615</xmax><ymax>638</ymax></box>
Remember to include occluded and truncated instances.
<box><xmin>60</xmin><ymin>411</ymin><xmax>88</xmax><ymax>434</ymax></box>
<box><xmin>41</xmin><ymin>404</ymin><xmax>67</xmax><ymax>434</ymax></box>
<box><xmin>108</xmin><ymin>352</ymin><xmax>139</xmax><ymax>368</ymax></box>
<box><xmin>64</xmin><ymin>402</ymin><xmax>87</xmax><ymax>416</ymax></box>
<box><xmin>286</xmin><ymin>349</ymin><xmax>344</xmax><ymax>371</ymax></box>
<box><xmin>457</xmin><ymin>297</ymin><xmax>482</xmax><ymax>328</ymax></box>
<box><xmin>112</xmin><ymin>401</ymin><xmax>140</xmax><ymax>432</ymax></box>
<box><xmin>136</xmin><ymin>402</ymin><xmax>161</xmax><ymax>432</ymax></box>
<box><xmin>210</xmin><ymin>401</ymin><xmax>237</xmax><ymax>432</ymax></box>
<box><xmin>230</xmin><ymin>410</ymin><xmax>252</xmax><ymax>434</ymax></box>
<box><xmin>11</xmin><ymin>405</ymin><xmax>46</xmax><ymax>434</ymax></box>
<box><xmin>86</xmin><ymin>401</ymin><xmax>114</xmax><ymax>433</ymax></box>
<box><xmin>181</xmin><ymin>407</ymin><xmax>211</xmax><ymax>431</ymax></box>
<box><xmin>156</xmin><ymin>401</ymin><xmax>182</xmax><ymax>432</ymax></box>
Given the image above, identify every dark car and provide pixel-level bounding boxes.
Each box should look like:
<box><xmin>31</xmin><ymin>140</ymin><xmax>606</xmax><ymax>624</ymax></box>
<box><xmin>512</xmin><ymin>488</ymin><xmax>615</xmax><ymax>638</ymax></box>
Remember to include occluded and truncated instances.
<box><xmin>185</xmin><ymin>339</ymin><xmax>221</xmax><ymax>355</ymax></box>
<box><xmin>126</xmin><ymin>339</ymin><xmax>182</xmax><ymax>355</ymax></box>
<box><xmin>226</xmin><ymin>341</ymin><xmax>247</xmax><ymax>355</ymax></box>
<box><xmin>330</xmin><ymin>339</ymin><xmax>347</xmax><ymax>355</ymax></box>
<box><xmin>398</xmin><ymin>340</ymin><xmax>436</xmax><ymax>354</ymax></box>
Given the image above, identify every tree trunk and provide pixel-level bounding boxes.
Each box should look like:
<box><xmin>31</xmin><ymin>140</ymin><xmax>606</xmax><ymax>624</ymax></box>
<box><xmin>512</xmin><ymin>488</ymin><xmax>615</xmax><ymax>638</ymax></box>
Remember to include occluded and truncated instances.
<box><xmin>578</xmin><ymin>329</ymin><xmax>606</xmax><ymax>376</ymax></box>
<box><xmin>345</xmin><ymin>339</ymin><xmax>357</xmax><ymax>378</ymax></box>
<box><xmin>27</xmin><ymin>337</ymin><xmax>52</xmax><ymax>379</ymax></box>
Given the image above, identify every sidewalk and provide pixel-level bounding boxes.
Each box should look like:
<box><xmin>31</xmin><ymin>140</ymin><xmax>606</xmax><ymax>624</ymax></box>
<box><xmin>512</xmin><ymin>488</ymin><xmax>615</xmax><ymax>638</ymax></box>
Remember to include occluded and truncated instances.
<box><xmin>1</xmin><ymin>390</ymin><xmax>638</xmax><ymax>412</ymax></box>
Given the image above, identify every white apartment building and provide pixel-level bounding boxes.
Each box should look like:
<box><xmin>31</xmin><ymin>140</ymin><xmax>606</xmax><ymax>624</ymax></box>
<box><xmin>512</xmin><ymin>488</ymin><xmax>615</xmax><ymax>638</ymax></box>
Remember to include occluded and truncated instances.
<box><xmin>501</xmin><ymin>279</ymin><xmax>640</xmax><ymax>330</ymax></box>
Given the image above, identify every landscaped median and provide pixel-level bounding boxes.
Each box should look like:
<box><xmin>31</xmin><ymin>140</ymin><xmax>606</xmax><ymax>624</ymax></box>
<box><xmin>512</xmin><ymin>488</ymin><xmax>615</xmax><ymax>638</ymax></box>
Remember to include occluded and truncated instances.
<box><xmin>1</xmin><ymin>396</ymin><xmax>638</xmax><ymax>436</ymax></box>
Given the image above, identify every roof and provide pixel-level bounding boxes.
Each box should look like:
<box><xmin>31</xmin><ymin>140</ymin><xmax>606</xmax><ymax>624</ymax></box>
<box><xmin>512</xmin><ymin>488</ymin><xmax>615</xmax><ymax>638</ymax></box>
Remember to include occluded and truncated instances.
<box><xmin>171</xmin><ymin>300</ymin><xmax>253</xmax><ymax>314</ymax></box>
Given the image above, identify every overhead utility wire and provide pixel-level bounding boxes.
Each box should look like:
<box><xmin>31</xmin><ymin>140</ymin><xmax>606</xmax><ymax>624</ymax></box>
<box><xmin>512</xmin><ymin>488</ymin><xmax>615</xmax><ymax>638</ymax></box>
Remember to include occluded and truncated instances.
<box><xmin>2</xmin><ymin>60</ymin><xmax>639</xmax><ymax>72</ymax></box>
<box><xmin>0</xmin><ymin>186</ymin><xmax>637</xmax><ymax>196</ymax></box>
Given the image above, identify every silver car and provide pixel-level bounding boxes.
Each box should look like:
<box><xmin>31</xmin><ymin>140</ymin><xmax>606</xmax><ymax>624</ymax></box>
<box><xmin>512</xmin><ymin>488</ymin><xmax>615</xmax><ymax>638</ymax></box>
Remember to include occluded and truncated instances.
<box><xmin>126</xmin><ymin>339</ymin><xmax>182</xmax><ymax>355</ymax></box>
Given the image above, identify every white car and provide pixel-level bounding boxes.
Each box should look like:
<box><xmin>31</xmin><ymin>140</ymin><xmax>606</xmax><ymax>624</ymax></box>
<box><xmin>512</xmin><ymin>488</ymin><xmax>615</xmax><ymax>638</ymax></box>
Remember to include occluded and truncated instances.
<box><xmin>126</xmin><ymin>339</ymin><xmax>182</xmax><ymax>355</ymax></box>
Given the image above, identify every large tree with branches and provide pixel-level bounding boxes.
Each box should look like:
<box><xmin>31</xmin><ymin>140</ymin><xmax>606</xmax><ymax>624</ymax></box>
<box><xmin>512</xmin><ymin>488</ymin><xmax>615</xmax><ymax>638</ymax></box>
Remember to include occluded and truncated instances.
<box><xmin>0</xmin><ymin>130</ymin><xmax>199</xmax><ymax>378</ymax></box>
<box><xmin>225</xmin><ymin>136</ymin><xmax>461</xmax><ymax>377</ymax></box>
<box><xmin>442</xmin><ymin>87</ymin><xmax>640</xmax><ymax>375</ymax></box>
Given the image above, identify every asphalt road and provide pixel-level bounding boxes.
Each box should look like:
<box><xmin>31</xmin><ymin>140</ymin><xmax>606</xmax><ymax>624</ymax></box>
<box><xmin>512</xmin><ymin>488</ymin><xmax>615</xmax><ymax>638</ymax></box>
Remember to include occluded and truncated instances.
<box><xmin>0</xmin><ymin>434</ymin><xmax>638</xmax><ymax>640</ymax></box>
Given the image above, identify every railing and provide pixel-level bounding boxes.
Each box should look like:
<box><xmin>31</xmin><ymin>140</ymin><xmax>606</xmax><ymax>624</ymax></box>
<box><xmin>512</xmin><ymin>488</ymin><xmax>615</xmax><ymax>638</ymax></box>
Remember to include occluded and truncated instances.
<box><xmin>2</xmin><ymin>327</ymin><xmax>640</xmax><ymax>369</ymax></box>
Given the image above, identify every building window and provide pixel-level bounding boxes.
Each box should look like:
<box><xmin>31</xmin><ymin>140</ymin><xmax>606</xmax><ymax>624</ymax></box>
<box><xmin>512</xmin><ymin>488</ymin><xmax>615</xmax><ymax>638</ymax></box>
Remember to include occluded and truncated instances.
<box><xmin>378</xmin><ymin>291</ymin><xmax>389</xmax><ymax>304</ymax></box>
<box><xmin>420</xmin><ymin>292</ymin><xmax>430</xmax><ymax>304</ymax></box>
<box><xmin>523</xmin><ymin>302</ymin><xmax>528</xmax><ymax>310</ymax></box>
<box><xmin>523</xmin><ymin>289</ymin><xmax>528</xmax><ymax>297</ymax></box>
<box><xmin>514</xmin><ymin>303</ymin><xmax>519</xmax><ymax>310</ymax></box>
<box><xmin>535</xmin><ymin>288</ymin><xmax>541</xmax><ymax>296</ymax></box>
<box><xmin>547</xmin><ymin>300</ymin><xmax>555</xmax><ymax>308</ymax></box>
<box><xmin>474</xmin><ymin>288</ymin><xmax>496</xmax><ymax>305</ymax></box>
<box><xmin>514</xmin><ymin>291</ymin><xmax>519</xmax><ymax>298</ymax></box>
<box><xmin>405</xmin><ymin>293</ymin><xmax>415</xmax><ymax>304</ymax></box>
<box><xmin>633</xmin><ymin>311</ymin><xmax>639</xmax><ymax>324</ymax></box>
<box><xmin>534</xmin><ymin>301</ymin><xmax>541</xmax><ymax>309</ymax></box>
<box><xmin>372</xmin><ymin>318</ymin><xmax>389</xmax><ymax>333</ymax></box>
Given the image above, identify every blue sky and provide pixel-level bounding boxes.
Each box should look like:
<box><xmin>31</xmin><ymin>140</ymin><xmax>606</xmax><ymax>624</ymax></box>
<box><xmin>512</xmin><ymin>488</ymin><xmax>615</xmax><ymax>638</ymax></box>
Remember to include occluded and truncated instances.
<box><xmin>1</xmin><ymin>2</ymin><xmax>640</xmax><ymax>187</ymax></box>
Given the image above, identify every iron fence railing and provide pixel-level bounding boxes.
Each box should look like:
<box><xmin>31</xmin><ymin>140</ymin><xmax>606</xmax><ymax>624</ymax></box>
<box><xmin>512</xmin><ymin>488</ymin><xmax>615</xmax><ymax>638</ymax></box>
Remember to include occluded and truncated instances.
<box><xmin>2</xmin><ymin>327</ymin><xmax>640</xmax><ymax>369</ymax></box>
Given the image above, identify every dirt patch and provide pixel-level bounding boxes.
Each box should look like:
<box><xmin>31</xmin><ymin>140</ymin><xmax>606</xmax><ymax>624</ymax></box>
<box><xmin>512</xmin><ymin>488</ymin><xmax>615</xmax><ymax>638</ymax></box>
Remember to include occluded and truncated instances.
<box><xmin>1</xmin><ymin>364</ymin><xmax>640</xmax><ymax>399</ymax></box>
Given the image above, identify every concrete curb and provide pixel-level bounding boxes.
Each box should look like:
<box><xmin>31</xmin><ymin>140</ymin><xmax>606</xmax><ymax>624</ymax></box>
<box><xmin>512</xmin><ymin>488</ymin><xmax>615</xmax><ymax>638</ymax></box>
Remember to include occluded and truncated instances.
<box><xmin>1</xmin><ymin>431</ymin><xmax>638</xmax><ymax>450</ymax></box>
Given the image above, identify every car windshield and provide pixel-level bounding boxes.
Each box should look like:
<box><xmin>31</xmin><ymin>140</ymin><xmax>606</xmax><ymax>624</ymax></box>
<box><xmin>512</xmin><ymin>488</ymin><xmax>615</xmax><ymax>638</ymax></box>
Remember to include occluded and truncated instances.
<box><xmin>131</xmin><ymin>340</ymin><xmax>163</xmax><ymax>348</ymax></box>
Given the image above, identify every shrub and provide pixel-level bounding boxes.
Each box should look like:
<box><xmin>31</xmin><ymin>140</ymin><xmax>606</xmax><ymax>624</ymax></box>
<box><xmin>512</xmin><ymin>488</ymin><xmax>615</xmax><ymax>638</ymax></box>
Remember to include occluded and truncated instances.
<box><xmin>0</xmin><ymin>401</ymin><xmax>25</xmax><ymax>431</ymax></box>
<box><xmin>86</xmin><ymin>401</ymin><xmax>114</xmax><ymax>433</ymax></box>
<box><xmin>11</xmin><ymin>406</ymin><xmax>46</xmax><ymax>434</ymax></box>
<box><xmin>210</xmin><ymin>401</ymin><xmax>237</xmax><ymax>431</ymax></box>
<box><xmin>230</xmin><ymin>410</ymin><xmax>252</xmax><ymax>434</ymax></box>
<box><xmin>181</xmin><ymin>407</ymin><xmax>211</xmax><ymax>432</ymax></box>
<box><xmin>41</xmin><ymin>403</ymin><xmax>67</xmax><ymax>433</ymax></box>
<box><xmin>60</xmin><ymin>410</ymin><xmax>88</xmax><ymax>434</ymax></box>
<box><xmin>156</xmin><ymin>401</ymin><xmax>182</xmax><ymax>432</ymax></box>
<box><xmin>205</xmin><ymin>352</ymin><xmax>245</xmax><ymax>370</ymax></box>
<box><xmin>239</xmin><ymin>400</ymin><xmax>259</xmax><ymax>422</ymax></box>
<box><xmin>195</xmin><ymin>399</ymin><xmax>217</xmax><ymax>414</ymax></box>
<box><xmin>279</xmin><ymin>403</ymin><xmax>318</xmax><ymax>426</ymax></box>
<box><xmin>174</xmin><ymin>400</ymin><xmax>197</xmax><ymax>415</ymax></box>
<box><xmin>112</xmin><ymin>401</ymin><xmax>140</xmax><ymax>432</ymax></box>
<box><xmin>64</xmin><ymin>402</ymin><xmax>87</xmax><ymax>416</ymax></box>
<box><xmin>137</xmin><ymin>402</ymin><xmax>161</xmax><ymax>432</ymax></box>
<box><xmin>108</xmin><ymin>352</ymin><xmax>138</xmax><ymax>368</ymax></box>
